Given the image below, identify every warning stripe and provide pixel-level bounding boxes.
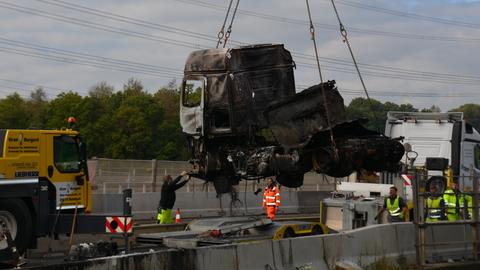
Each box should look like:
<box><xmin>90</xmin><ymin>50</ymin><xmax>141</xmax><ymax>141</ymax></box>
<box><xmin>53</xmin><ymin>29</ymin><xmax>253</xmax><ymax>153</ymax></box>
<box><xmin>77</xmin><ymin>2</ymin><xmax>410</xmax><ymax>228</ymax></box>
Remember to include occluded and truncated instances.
<box><xmin>105</xmin><ymin>218</ymin><xmax>115</xmax><ymax>233</ymax></box>
<box><xmin>401</xmin><ymin>174</ymin><xmax>412</xmax><ymax>186</ymax></box>
<box><xmin>105</xmin><ymin>216</ymin><xmax>133</xmax><ymax>233</ymax></box>
<box><xmin>125</xmin><ymin>218</ymin><xmax>133</xmax><ymax>233</ymax></box>
<box><xmin>113</xmin><ymin>216</ymin><xmax>124</xmax><ymax>232</ymax></box>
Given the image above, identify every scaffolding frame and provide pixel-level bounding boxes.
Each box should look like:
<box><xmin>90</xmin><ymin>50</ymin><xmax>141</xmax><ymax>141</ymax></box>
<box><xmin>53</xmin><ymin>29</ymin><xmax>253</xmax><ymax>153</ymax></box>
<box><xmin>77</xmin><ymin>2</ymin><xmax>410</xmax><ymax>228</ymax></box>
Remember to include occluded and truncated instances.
<box><xmin>412</xmin><ymin>167</ymin><xmax>479</xmax><ymax>268</ymax></box>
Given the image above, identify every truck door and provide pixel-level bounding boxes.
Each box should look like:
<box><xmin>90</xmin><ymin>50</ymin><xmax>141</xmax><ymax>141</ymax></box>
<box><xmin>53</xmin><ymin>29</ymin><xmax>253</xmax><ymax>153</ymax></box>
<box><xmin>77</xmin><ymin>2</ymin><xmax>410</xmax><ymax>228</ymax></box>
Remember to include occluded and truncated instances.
<box><xmin>460</xmin><ymin>141</ymin><xmax>480</xmax><ymax>191</ymax></box>
<box><xmin>473</xmin><ymin>144</ymin><xmax>480</xmax><ymax>188</ymax></box>
<box><xmin>180</xmin><ymin>78</ymin><xmax>205</xmax><ymax>136</ymax></box>
<box><xmin>48</xmin><ymin>135</ymin><xmax>87</xmax><ymax>210</ymax></box>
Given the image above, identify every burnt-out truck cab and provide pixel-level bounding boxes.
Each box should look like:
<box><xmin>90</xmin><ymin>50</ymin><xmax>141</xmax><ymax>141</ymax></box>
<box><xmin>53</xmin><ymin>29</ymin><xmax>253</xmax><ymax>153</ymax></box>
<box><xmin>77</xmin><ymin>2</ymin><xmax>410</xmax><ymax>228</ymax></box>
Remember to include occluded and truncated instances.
<box><xmin>180</xmin><ymin>44</ymin><xmax>404</xmax><ymax>194</ymax></box>
<box><xmin>181</xmin><ymin>44</ymin><xmax>295</xmax><ymax>139</ymax></box>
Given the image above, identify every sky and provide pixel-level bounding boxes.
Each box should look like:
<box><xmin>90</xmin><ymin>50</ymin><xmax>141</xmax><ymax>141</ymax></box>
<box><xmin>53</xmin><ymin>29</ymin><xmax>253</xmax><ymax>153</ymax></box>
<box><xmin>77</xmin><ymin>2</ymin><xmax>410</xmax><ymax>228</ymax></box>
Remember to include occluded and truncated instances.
<box><xmin>0</xmin><ymin>0</ymin><xmax>479</xmax><ymax>111</ymax></box>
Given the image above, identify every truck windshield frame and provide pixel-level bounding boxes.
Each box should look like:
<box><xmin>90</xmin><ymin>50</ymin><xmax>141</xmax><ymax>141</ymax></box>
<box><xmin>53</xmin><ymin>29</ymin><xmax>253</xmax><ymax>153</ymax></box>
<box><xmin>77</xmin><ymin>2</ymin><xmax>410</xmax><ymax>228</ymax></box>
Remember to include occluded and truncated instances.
<box><xmin>54</xmin><ymin>135</ymin><xmax>81</xmax><ymax>173</ymax></box>
<box><xmin>182</xmin><ymin>77</ymin><xmax>205</xmax><ymax>108</ymax></box>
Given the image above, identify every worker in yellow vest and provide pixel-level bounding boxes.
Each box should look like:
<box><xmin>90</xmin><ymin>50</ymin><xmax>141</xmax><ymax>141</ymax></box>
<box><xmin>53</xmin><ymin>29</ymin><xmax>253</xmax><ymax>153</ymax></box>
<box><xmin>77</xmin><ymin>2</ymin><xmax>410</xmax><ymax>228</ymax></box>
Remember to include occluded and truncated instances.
<box><xmin>443</xmin><ymin>182</ymin><xmax>462</xmax><ymax>221</ymax></box>
<box><xmin>426</xmin><ymin>185</ymin><xmax>446</xmax><ymax>222</ymax></box>
<box><xmin>377</xmin><ymin>186</ymin><xmax>407</xmax><ymax>222</ymax></box>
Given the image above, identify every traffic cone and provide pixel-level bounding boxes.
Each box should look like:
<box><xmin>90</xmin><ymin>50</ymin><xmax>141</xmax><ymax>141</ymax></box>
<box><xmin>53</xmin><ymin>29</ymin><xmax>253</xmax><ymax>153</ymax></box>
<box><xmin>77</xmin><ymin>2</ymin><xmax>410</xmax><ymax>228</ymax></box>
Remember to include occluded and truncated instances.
<box><xmin>175</xmin><ymin>208</ymin><xmax>181</xmax><ymax>223</ymax></box>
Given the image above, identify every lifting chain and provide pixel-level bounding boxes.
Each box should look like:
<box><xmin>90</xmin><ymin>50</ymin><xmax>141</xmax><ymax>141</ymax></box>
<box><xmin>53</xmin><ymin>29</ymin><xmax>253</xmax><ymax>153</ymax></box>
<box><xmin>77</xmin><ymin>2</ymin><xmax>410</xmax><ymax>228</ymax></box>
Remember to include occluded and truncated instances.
<box><xmin>223</xmin><ymin>0</ymin><xmax>240</xmax><ymax>48</ymax></box>
<box><xmin>216</xmin><ymin>0</ymin><xmax>240</xmax><ymax>48</ymax></box>
<box><xmin>216</xmin><ymin>0</ymin><xmax>234</xmax><ymax>48</ymax></box>
<box><xmin>305</xmin><ymin>0</ymin><xmax>339</xmax><ymax>161</ymax></box>
<box><xmin>329</xmin><ymin>0</ymin><xmax>378</xmax><ymax>121</ymax></box>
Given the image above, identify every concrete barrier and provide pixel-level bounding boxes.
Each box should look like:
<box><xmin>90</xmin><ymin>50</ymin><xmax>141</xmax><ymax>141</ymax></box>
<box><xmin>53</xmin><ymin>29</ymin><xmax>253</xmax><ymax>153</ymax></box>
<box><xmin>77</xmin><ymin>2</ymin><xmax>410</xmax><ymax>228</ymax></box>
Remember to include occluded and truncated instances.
<box><xmin>32</xmin><ymin>223</ymin><xmax>478</xmax><ymax>269</ymax></box>
<box><xmin>195</xmin><ymin>245</ymin><xmax>238</xmax><ymax>270</ymax></box>
<box><xmin>425</xmin><ymin>223</ymin><xmax>475</xmax><ymax>262</ymax></box>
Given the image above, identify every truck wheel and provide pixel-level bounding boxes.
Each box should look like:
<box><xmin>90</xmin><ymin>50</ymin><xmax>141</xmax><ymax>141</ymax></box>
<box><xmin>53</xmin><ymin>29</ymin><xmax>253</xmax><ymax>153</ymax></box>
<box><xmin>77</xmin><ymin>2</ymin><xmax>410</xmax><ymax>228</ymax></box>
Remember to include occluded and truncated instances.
<box><xmin>0</xmin><ymin>199</ymin><xmax>33</xmax><ymax>254</ymax></box>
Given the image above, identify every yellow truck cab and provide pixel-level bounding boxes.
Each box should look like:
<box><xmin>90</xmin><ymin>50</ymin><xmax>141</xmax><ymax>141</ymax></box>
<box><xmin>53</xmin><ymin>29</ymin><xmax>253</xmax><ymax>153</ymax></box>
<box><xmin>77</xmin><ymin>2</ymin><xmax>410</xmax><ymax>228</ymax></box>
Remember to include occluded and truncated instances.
<box><xmin>0</xmin><ymin>128</ymin><xmax>120</xmax><ymax>257</ymax></box>
<box><xmin>0</xmin><ymin>129</ymin><xmax>91</xmax><ymax>211</ymax></box>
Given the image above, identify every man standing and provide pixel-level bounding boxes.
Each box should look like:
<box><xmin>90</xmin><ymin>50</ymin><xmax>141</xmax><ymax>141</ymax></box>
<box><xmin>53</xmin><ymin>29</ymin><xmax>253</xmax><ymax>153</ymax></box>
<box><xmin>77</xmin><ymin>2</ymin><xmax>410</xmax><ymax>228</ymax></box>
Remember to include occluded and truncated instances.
<box><xmin>426</xmin><ymin>185</ymin><xmax>446</xmax><ymax>222</ymax></box>
<box><xmin>263</xmin><ymin>178</ymin><xmax>280</xmax><ymax>220</ymax></box>
<box><xmin>443</xmin><ymin>182</ymin><xmax>462</xmax><ymax>221</ymax></box>
<box><xmin>377</xmin><ymin>186</ymin><xmax>408</xmax><ymax>222</ymax></box>
<box><xmin>157</xmin><ymin>171</ymin><xmax>190</xmax><ymax>224</ymax></box>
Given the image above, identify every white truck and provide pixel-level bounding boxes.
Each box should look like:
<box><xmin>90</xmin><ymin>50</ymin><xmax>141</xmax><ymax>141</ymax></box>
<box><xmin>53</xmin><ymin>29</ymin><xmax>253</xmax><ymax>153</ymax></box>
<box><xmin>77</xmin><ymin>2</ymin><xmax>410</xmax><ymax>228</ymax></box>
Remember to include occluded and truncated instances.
<box><xmin>385</xmin><ymin>111</ymin><xmax>480</xmax><ymax>192</ymax></box>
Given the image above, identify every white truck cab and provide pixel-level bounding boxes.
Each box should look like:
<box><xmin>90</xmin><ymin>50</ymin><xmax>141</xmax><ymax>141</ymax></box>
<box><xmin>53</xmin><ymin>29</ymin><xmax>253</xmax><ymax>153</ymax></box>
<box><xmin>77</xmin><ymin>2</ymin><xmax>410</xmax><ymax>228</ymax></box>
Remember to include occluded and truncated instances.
<box><xmin>385</xmin><ymin>112</ymin><xmax>480</xmax><ymax>191</ymax></box>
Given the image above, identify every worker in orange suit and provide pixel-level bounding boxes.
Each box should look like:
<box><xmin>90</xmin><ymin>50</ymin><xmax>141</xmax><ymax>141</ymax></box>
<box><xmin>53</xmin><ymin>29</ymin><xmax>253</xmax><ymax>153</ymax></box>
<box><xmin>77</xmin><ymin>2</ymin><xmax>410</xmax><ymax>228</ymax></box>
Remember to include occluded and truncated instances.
<box><xmin>263</xmin><ymin>178</ymin><xmax>280</xmax><ymax>220</ymax></box>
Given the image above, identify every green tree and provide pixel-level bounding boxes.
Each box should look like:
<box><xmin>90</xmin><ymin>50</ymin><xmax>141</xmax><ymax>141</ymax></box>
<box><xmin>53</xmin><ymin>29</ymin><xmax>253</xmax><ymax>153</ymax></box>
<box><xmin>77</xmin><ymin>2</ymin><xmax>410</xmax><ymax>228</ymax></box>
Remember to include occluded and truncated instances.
<box><xmin>46</xmin><ymin>91</ymin><xmax>84</xmax><ymax>129</ymax></box>
<box><xmin>28</xmin><ymin>87</ymin><xmax>49</xmax><ymax>129</ymax></box>
<box><xmin>346</xmin><ymin>98</ymin><xmax>417</xmax><ymax>132</ymax></box>
<box><xmin>0</xmin><ymin>93</ymin><xmax>30</xmax><ymax>128</ymax></box>
<box><xmin>123</xmin><ymin>78</ymin><xmax>144</xmax><ymax>96</ymax></box>
<box><xmin>450</xmin><ymin>103</ymin><xmax>480</xmax><ymax>130</ymax></box>
<box><xmin>77</xmin><ymin>83</ymin><xmax>116</xmax><ymax>157</ymax></box>
<box><xmin>421</xmin><ymin>105</ymin><xmax>441</xmax><ymax>113</ymax></box>
<box><xmin>88</xmin><ymin>81</ymin><xmax>114</xmax><ymax>98</ymax></box>
<box><xmin>153</xmin><ymin>83</ymin><xmax>189</xmax><ymax>160</ymax></box>
<box><xmin>105</xmin><ymin>82</ymin><xmax>165</xmax><ymax>159</ymax></box>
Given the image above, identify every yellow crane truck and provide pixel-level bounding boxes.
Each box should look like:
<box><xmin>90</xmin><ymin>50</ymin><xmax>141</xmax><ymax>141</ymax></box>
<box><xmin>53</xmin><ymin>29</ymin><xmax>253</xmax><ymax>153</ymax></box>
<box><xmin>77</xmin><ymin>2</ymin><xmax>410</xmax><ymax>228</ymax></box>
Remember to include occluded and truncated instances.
<box><xmin>0</xmin><ymin>128</ymin><xmax>130</xmax><ymax>260</ymax></box>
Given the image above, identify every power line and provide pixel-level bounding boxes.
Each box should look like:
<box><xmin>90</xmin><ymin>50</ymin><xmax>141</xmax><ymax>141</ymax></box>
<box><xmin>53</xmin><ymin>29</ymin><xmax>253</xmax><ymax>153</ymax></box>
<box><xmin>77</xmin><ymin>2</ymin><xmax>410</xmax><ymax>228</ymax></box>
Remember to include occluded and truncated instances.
<box><xmin>3</xmin><ymin>2</ymin><xmax>479</xmax><ymax>85</ymax></box>
<box><xmin>2</xmin><ymin>35</ymin><xmax>478</xmax><ymax>86</ymax></box>
<box><xmin>0</xmin><ymin>77</ymin><xmax>95</xmax><ymax>98</ymax></box>
<box><xmin>0</xmin><ymin>37</ymin><xmax>184</xmax><ymax>74</ymax></box>
<box><xmin>296</xmin><ymin>84</ymin><xmax>478</xmax><ymax>98</ymax></box>
<box><xmin>1</xmin><ymin>1</ymin><xmax>479</xmax><ymax>87</ymax></box>
<box><xmin>335</xmin><ymin>0</ymin><xmax>480</xmax><ymax>30</ymax></box>
<box><xmin>33</xmin><ymin>0</ymin><xmax>480</xmax><ymax>81</ymax></box>
<box><xmin>0</xmin><ymin>46</ymin><xmax>183</xmax><ymax>79</ymax></box>
<box><xmin>292</xmin><ymin>53</ymin><xmax>480</xmax><ymax>81</ymax></box>
<box><xmin>172</xmin><ymin>0</ymin><xmax>480</xmax><ymax>43</ymax></box>
<box><xmin>295</xmin><ymin>62</ymin><xmax>480</xmax><ymax>85</ymax></box>
<box><xmin>34</xmin><ymin>0</ymin><xmax>227</xmax><ymax>45</ymax></box>
<box><xmin>0</xmin><ymin>85</ymin><xmax>32</xmax><ymax>98</ymax></box>
<box><xmin>0</xmin><ymin>38</ymin><xmax>184</xmax><ymax>80</ymax></box>
<box><xmin>0</xmin><ymin>1</ymin><xmax>206</xmax><ymax>49</ymax></box>
<box><xmin>0</xmin><ymin>77</ymin><xmax>65</xmax><ymax>92</ymax></box>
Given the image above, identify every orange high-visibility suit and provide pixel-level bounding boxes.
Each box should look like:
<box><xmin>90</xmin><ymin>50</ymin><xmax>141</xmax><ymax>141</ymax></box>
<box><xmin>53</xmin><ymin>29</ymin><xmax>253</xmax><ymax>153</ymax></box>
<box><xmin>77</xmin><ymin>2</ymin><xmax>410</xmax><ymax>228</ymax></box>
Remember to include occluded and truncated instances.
<box><xmin>263</xmin><ymin>185</ymin><xmax>280</xmax><ymax>220</ymax></box>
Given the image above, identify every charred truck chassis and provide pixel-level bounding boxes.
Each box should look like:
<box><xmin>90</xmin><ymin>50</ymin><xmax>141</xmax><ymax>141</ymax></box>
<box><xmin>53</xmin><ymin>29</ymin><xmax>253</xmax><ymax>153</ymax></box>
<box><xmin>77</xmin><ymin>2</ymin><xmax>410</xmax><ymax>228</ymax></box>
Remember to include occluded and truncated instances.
<box><xmin>180</xmin><ymin>44</ymin><xmax>404</xmax><ymax>193</ymax></box>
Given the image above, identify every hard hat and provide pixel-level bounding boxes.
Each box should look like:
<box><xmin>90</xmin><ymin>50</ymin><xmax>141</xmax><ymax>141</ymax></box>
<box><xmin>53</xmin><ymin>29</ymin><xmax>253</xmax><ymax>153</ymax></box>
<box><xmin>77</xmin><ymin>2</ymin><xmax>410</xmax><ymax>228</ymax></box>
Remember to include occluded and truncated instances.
<box><xmin>68</xmin><ymin>117</ymin><xmax>77</xmax><ymax>124</ymax></box>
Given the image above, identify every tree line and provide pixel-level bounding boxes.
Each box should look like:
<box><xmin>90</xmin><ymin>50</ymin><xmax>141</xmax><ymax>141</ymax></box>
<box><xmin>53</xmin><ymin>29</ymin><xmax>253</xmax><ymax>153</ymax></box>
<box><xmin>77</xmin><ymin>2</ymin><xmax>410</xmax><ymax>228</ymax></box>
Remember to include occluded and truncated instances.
<box><xmin>0</xmin><ymin>78</ymin><xmax>478</xmax><ymax>160</ymax></box>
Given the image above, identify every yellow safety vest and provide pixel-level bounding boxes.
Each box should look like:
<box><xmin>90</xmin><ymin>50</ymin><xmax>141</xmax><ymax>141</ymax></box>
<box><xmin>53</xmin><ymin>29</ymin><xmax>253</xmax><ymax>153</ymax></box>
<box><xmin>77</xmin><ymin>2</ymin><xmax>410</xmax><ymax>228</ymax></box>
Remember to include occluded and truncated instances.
<box><xmin>386</xmin><ymin>196</ymin><xmax>403</xmax><ymax>218</ymax></box>
<box><xmin>443</xmin><ymin>188</ymin><xmax>460</xmax><ymax>215</ymax></box>
<box><xmin>426</xmin><ymin>197</ymin><xmax>443</xmax><ymax>222</ymax></box>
